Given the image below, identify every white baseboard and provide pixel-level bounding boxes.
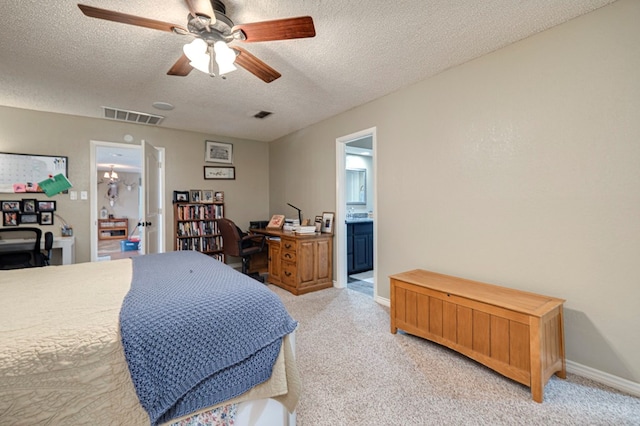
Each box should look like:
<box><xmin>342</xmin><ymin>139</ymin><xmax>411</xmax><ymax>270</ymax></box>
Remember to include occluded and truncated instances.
<box><xmin>566</xmin><ymin>360</ymin><xmax>640</xmax><ymax>398</ymax></box>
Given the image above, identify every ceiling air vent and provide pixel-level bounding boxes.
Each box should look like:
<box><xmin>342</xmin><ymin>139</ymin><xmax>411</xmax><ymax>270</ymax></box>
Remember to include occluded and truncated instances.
<box><xmin>253</xmin><ymin>110</ymin><xmax>273</xmax><ymax>119</ymax></box>
<box><xmin>102</xmin><ymin>107</ymin><xmax>164</xmax><ymax>126</ymax></box>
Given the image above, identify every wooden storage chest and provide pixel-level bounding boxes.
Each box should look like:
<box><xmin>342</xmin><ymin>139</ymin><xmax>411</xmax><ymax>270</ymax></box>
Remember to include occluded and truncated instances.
<box><xmin>390</xmin><ymin>269</ymin><xmax>565</xmax><ymax>402</ymax></box>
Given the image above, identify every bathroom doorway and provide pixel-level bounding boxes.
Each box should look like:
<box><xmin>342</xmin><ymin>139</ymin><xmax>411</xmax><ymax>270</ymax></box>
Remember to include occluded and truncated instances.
<box><xmin>335</xmin><ymin>127</ymin><xmax>377</xmax><ymax>298</ymax></box>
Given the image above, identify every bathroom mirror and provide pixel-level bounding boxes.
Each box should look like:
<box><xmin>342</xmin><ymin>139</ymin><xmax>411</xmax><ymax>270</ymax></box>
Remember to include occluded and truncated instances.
<box><xmin>346</xmin><ymin>168</ymin><xmax>366</xmax><ymax>205</ymax></box>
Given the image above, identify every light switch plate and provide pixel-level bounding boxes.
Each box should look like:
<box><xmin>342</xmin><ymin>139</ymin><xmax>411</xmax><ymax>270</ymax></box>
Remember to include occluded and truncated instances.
<box><xmin>69</xmin><ymin>190</ymin><xmax>77</xmax><ymax>200</ymax></box>
<box><xmin>80</xmin><ymin>191</ymin><xmax>88</xmax><ymax>200</ymax></box>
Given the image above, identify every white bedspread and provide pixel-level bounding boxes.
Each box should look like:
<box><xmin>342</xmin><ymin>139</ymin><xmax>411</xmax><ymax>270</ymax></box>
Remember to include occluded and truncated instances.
<box><xmin>0</xmin><ymin>259</ymin><xmax>298</xmax><ymax>425</ymax></box>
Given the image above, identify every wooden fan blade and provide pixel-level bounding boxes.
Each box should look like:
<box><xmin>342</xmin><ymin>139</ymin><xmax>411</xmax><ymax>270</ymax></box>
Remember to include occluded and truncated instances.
<box><xmin>78</xmin><ymin>4</ymin><xmax>187</xmax><ymax>33</ymax></box>
<box><xmin>184</xmin><ymin>0</ymin><xmax>216</xmax><ymax>23</ymax></box>
<box><xmin>167</xmin><ymin>54</ymin><xmax>193</xmax><ymax>76</ymax></box>
<box><xmin>232</xmin><ymin>47</ymin><xmax>281</xmax><ymax>83</ymax></box>
<box><xmin>233</xmin><ymin>16</ymin><xmax>315</xmax><ymax>42</ymax></box>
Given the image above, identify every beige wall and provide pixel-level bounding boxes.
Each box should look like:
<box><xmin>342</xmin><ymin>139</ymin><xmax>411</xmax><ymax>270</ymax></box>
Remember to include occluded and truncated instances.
<box><xmin>0</xmin><ymin>107</ymin><xmax>270</xmax><ymax>262</ymax></box>
<box><xmin>269</xmin><ymin>0</ymin><xmax>640</xmax><ymax>383</ymax></box>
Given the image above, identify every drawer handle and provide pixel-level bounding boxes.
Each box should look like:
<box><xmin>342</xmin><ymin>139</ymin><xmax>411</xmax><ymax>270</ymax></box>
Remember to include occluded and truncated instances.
<box><xmin>284</xmin><ymin>244</ymin><xmax>293</xmax><ymax>249</ymax></box>
<box><xmin>284</xmin><ymin>253</ymin><xmax>292</xmax><ymax>259</ymax></box>
<box><xmin>284</xmin><ymin>271</ymin><xmax>292</xmax><ymax>277</ymax></box>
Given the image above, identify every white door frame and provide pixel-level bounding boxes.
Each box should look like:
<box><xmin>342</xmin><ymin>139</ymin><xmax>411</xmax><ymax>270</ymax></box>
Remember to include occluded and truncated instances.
<box><xmin>90</xmin><ymin>140</ymin><xmax>166</xmax><ymax>261</ymax></box>
<box><xmin>335</xmin><ymin>127</ymin><xmax>377</xmax><ymax>293</ymax></box>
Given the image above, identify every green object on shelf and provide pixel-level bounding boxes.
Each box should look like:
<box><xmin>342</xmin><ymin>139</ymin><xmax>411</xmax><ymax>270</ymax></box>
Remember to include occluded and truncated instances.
<box><xmin>38</xmin><ymin>173</ymin><xmax>72</xmax><ymax>197</ymax></box>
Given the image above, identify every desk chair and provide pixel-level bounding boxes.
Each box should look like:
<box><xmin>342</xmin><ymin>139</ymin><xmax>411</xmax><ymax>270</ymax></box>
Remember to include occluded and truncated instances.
<box><xmin>217</xmin><ymin>218</ymin><xmax>266</xmax><ymax>282</ymax></box>
<box><xmin>0</xmin><ymin>227</ymin><xmax>44</xmax><ymax>270</ymax></box>
<box><xmin>41</xmin><ymin>232</ymin><xmax>54</xmax><ymax>266</ymax></box>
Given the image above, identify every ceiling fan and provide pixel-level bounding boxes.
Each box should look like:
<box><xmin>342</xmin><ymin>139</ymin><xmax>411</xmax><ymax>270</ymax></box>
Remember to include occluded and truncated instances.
<box><xmin>78</xmin><ymin>0</ymin><xmax>316</xmax><ymax>83</ymax></box>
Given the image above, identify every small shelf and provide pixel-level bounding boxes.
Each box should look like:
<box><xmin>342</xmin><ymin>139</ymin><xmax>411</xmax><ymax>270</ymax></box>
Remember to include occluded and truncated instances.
<box><xmin>98</xmin><ymin>218</ymin><xmax>129</xmax><ymax>240</ymax></box>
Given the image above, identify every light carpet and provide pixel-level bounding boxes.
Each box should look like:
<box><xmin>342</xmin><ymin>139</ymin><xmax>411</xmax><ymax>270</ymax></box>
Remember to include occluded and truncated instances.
<box><xmin>268</xmin><ymin>285</ymin><xmax>640</xmax><ymax>425</ymax></box>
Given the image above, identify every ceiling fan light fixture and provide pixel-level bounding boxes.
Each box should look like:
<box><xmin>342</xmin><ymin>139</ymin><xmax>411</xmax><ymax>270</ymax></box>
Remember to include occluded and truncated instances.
<box><xmin>214</xmin><ymin>41</ymin><xmax>237</xmax><ymax>75</ymax></box>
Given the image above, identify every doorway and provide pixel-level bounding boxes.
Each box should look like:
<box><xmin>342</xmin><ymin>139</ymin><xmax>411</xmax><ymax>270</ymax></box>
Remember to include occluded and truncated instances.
<box><xmin>90</xmin><ymin>140</ymin><xmax>165</xmax><ymax>262</ymax></box>
<box><xmin>335</xmin><ymin>127</ymin><xmax>377</xmax><ymax>297</ymax></box>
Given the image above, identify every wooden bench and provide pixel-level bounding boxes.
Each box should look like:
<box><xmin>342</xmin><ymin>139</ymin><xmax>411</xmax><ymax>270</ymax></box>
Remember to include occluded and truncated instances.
<box><xmin>390</xmin><ymin>269</ymin><xmax>565</xmax><ymax>402</ymax></box>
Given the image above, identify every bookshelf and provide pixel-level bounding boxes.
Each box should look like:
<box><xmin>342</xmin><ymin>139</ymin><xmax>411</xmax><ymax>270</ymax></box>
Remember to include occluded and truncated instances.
<box><xmin>173</xmin><ymin>200</ymin><xmax>225</xmax><ymax>261</ymax></box>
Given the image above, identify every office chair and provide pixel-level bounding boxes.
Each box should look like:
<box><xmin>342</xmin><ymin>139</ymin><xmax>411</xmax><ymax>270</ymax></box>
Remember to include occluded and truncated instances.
<box><xmin>0</xmin><ymin>227</ymin><xmax>43</xmax><ymax>270</ymax></box>
<box><xmin>40</xmin><ymin>231</ymin><xmax>54</xmax><ymax>266</ymax></box>
<box><xmin>217</xmin><ymin>218</ymin><xmax>266</xmax><ymax>282</ymax></box>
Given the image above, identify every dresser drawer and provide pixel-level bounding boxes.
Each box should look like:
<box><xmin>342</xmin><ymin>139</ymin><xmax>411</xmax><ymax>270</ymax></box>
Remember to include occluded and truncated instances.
<box><xmin>282</xmin><ymin>249</ymin><xmax>297</xmax><ymax>263</ymax></box>
<box><xmin>281</xmin><ymin>261</ymin><xmax>297</xmax><ymax>285</ymax></box>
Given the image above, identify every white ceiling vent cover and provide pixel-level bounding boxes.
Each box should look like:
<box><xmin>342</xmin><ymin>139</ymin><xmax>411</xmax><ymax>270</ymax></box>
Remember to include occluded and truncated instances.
<box><xmin>102</xmin><ymin>106</ymin><xmax>164</xmax><ymax>126</ymax></box>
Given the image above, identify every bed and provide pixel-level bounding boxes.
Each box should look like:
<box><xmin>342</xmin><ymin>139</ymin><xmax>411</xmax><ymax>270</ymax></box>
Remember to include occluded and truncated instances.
<box><xmin>0</xmin><ymin>251</ymin><xmax>300</xmax><ymax>425</ymax></box>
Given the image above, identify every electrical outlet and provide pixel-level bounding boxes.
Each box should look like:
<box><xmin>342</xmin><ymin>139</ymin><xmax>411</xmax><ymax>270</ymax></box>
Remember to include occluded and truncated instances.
<box><xmin>80</xmin><ymin>191</ymin><xmax>88</xmax><ymax>200</ymax></box>
<box><xmin>69</xmin><ymin>191</ymin><xmax>77</xmax><ymax>200</ymax></box>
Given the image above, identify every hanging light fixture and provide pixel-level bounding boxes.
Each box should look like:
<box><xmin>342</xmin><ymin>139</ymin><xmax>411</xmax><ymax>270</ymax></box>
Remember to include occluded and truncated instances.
<box><xmin>183</xmin><ymin>38</ymin><xmax>237</xmax><ymax>77</ymax></box>
<box><xmin>103</xmin><ymin>165</ymin><xmax>119</xmax><ymax>182</ymax></box>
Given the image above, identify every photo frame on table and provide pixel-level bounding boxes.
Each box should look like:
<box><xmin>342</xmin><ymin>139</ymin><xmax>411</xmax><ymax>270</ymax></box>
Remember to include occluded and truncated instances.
<box><xmin>266</xmin><ymin>214</ymin><xmax>285</xmax><ymax>229</ymax></box>
<box><xmin>19</xmin><ymin>213</ymin><xmax>38</xmax><ymax>224</ymax></box>
<box><xmin>204</xmin><ymin>166</ymin><xmax>235</xmax><ymax>180</ymax></box>
<box><xmin>3</xmin><ymin>211</ymin><xmax>18</xmax><ymax>226</ymax></box>
<box><xmin>37</xmin><ymin>200</ymin><xmax>56</xmax><ymax>211</ymax></box>
<box><xmin>205</xmin><ymin>141</ymin><xmax>233</xmax><ymax>164</ymax></box>
<box><xmin>314</xmin><ymin>215</ymin><xmax>323</xmax><ymax>233</ymax></box>
<box><xmin>321</xmin><ymin>212</ymin><xmax>335</xmax><ymax>234</ymax></box>
<box><xmin>21</xmin><ymin>198</ymin><xmax>37</xmax><ymax>213</ymax></box>
<box><xmin>173</xmin><ymin>190</ymin><xmax>189</xmax><ymax>203</ymax></box>
<box><xmin>202</xmin><ymin>190</ymin><xmax>214</xmax><ymax>203</ymax></box>
<box><xmin>1</xmin><ymin>200</ymin><xmax>20</xmax><ymax>212</ymax></box>
<box><xmin>189</xmin><ymin>190</ymin><xmax>203</xmax><ymax>203</ymax></box>
<box><xmin>39</xmin><ymin>211</ymin><xmax>54</xmax><ymax>225</ymax></box>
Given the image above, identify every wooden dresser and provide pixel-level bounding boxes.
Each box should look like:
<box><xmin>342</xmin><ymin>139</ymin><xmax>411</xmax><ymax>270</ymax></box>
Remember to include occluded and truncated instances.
<box><xmin>252</xmin><ymin>229</ymin><xmax>333</xmax><ymax>295</ymax></box>
<box><xmin>390</xmin><ymin>269</ymin><xmax>565</xmax><ymax>402</ymax></box>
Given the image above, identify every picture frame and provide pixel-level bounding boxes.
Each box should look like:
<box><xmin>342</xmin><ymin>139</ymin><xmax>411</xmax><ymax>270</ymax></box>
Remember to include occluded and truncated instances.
<box><xmin>214</xmin><ymin>191</ymin><xmax>224</xmax><ymax>202</ymax></box>
<box><xmin>19</xmin><ymin>213</ymin><xmax>38</xmax><ymax>224</ymax></box>
<box><xmin>202</xmin><ymin>190</ymin><xmax>214</xmax><ymax>203</ymax></box>
<box><xmin>189</xmin><ymin>189</ymin><xmax>203</xmax><ymax>203</ymax></box>
<box><xmin>314</xmin><ymin>215</ymin><xmax>323</xmax><ymax>233</ymax></box>
<box><xmin>205</xmin><ymin>141</ymin><xmax>233</xmax><ymax>164</ymax></box>
<box><xmin>3</xmin><ymin>211</ymin><xmax>18</xmax><ymax>226</ymax></box>
<box><xmin>266</xmin><ymin>214</ymin><xmax>285</xmax><ymax>229</ymax></box>
<box><xmin>173</xmin><ymin>190</ymin><xmax>189</xmax><ymax>203</ymax></box>
<box><xmin>321</xmin><ymin>212</ymin><xmax>335</xmax><ymax>234</ymax></box>
<box><xmin>204</xmin><ymin>166</ymin><xmax>235</xmax><ymax>180</ymax></box>
<box><xmin>1</xmin><ymin>200</ymin><xmax>20</xmax><ymax>212</ymax></box>
<box><xmin>21</xmin><ymin>198</ymin><xmax>37</xmax><ymax>213</ymax></box>
<box><xmin>37</xmin><ymin>200</ymin><xmax>56</xmax><ymax>211</ymax></box>
<box><xmin>39</xmin><ymin>211</ymin><xmax>53</xmax><ymax>225</ymax></box>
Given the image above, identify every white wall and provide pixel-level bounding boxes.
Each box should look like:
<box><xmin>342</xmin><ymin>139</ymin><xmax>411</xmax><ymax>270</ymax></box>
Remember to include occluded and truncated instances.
<box><xmin>269</xmin><ymin>0</ymin><xmax>640</xmax><ymax>383</ymax></box>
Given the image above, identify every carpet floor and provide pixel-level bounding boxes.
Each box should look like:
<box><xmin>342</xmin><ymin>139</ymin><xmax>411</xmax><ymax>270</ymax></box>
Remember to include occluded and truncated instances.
<box><xmin>268</xmin><ymin>285</ymin><xmax>640</xmax><ymax>425</ymax></box>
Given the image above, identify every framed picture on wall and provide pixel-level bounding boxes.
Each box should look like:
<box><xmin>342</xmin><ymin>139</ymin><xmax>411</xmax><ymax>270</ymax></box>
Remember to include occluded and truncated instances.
<box><xmin>19</xmin><ymin>213</ymin><xmax>38</xmax><ymax>224</ymax></box>
<box><xmin>1</xmin><ymin>201</ymin><xmax>20</xmax><ymax>212</ymax></box>
<box><xmin>205</xmin><ymin>141</ymin><xmax>233</xmax><ymax>164</ymax></box>
<box><xmin>204</xmin><ymin>166</ymin><xmax>235</xmax><ymax>180</ymax></box>
<box><xmin>39</xmin><ymin>211</ymin><xmax>54</xmax><ymax>225</ymax></box>
<box><xmin>21</xmin><ymin>198</ymin><xmax>37</xmax><ymax>213</ymax></box>
<box><xmin>3</xmin><ymin>212</ymin><xmax>18</xmax><ymax>226</ymax></box>
<box><xmin>37</xmin><ymin>200</ymin><xmax>56</xmax><ymax>211</ymax></box>
<box><xmin>321</xmin><ymin>212</ymin><xmax>335</xmax><ymax>234</ymax></box>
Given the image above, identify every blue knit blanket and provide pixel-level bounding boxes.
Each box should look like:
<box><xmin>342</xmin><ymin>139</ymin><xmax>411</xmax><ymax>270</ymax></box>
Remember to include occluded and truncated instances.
<box><xmin>120</xmin><ymin>251</ymin><xmax>297</xmax><ymax>425</ymax></box>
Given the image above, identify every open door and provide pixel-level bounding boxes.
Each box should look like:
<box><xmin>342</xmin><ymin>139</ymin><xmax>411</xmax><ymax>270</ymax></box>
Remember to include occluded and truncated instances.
<box><xmin>140</xmin><ymin>140</ymin><xmax>164</xmax><ymax>254</ymax></box>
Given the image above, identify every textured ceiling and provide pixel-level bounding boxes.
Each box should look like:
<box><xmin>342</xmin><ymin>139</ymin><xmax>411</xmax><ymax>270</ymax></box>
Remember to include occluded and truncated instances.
<box><xmin>0</xmin><ymin>0</ymin><xmax>616</xmax><ymax>142</ymax></box>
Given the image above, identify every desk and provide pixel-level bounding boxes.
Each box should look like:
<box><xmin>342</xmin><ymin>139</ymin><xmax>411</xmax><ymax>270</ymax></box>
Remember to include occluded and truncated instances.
<box><xmin>252</xmin><ymin>228</ymin><xmax>333</xmax><ymax>295</ymax></box>
<box><xmin>0</xmin><ymin>236</ymin><xmax>75</xmax><ymax>265</ymax></box>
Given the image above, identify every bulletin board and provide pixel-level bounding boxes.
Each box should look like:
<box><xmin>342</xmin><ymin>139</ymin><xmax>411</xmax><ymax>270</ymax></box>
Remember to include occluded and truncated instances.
<box><xmin>0</xmin><ymin>152</ymin><xmax>69</xmax><ymax>193</ymax></box>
